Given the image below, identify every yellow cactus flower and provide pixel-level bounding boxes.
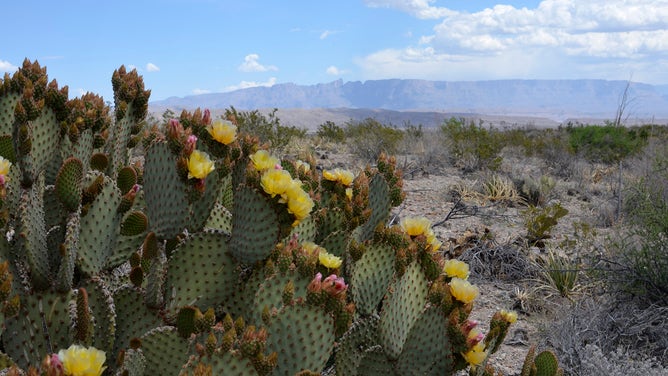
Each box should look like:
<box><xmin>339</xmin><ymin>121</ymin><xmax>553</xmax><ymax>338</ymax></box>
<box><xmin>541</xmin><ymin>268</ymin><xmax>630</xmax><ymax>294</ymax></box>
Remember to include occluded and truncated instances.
<box><xmin>345</xmin><ymin>187</ymin><xmax>353</xmax><ymax>200</ymax></box>
<box><xmin>295</xmin><ymin>160</ymin><xmax>310</xmax><ymax>173</ymax></box>
<box><xmin>443</xmin><ymin>259</ymin><xmax>470</xmax><ymax>280</ymax></box>
<box><xmin>400</xmin><ymin>216</ymin><xmax>432</xmax><ymax>237</ymax></box>
<box><xmin>500</xmin><ymin>309</ymin><xmax>518</xmax><ymax>323</ymax></box>
<box><xmin>261</xmin><ymin>169</ymin><xmax>293</xmax><ymax>198</ymax></box>
<box><xmin>250</xmin><ymin>150</ymin><xmax>280</xmax><ymax>171</ymax></box>
<box><xmin>58</xmin><ymin>345</ymin><xmax>106</xmax><ymax>376</ymax></box>
<box><xmin>319</xmin><ymin>250</ymin><xmax>342</xmax><ymax>269</ymax></box>
<box><xmin>449</xmin><ymin>277</ymin><xmax>479</xmax><ymax>304</ymax></box>
<box><xmin>462</xmin><ymin>342</ymin><xmax>487</xmax><ymax>367</ymax></box>
<box><xmin>287</xmin><ymin>188</ymin><xmax>314</xmax><ymax>220</ymax></box>
<box><xmin>426</xmin><ymin>229</ymin><xmax>442</xmax><ymax>252</ymax></box>
<box><xmin>323</xmin><ymin>168</ymin><xmax>354</xmax><ymax>186</ymax></box>
<box><xmin>187</xmin><ymin>150</ymin><xmax>215</xmax><ymax>179</ymax></box>
<box><xmin>207</xmin><ymin>119</ymin><xmax>237</xmax><ymax>145</ymax></box>
<box><xmin>302</xmin><ymin>241</ymin><xmax>321</xmax><ymax>255</ymax></box>
<box><xmin>0</xmin><ymin>156</ymin><xmax>10</xmax><ymax>176</ymax></box>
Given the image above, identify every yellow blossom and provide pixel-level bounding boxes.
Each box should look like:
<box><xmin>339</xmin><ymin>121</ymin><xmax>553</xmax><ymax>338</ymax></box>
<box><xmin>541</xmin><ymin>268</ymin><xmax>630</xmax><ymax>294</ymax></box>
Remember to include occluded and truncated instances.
<box><xmin>286</xmin><ymin>188</ymin><xmax>314</xmax><ymax>220</ymax></box>
<box><xmin>302</xmin><ymin>241</ymin><xmax>321</xmax><ymax>255</ymax></box>
<box><xmin>260</xmin><ymin>169</ymin><xmax>293</xmax><ymax>197</ymax></box>
<box><xmin>443</xmin><ymin>259</ymin><xmax>470</xmax><ymax>280</ymax></box>
<box><xmin>295</xmin><ymin>160</ymin><xmax>310</xmax><ymax>173</ymax></box>
<box><xmin>462</xmin><ymin>342</ymin><xmax>487</xmax><ymax>367</ymax></box>
<box><xmin>345</xmin><ymin>187</ymin><xmax>353</xmax><ymax>201</ymax></box>
<box><xmin>449</xmin><ymin>277</ymin><xmax>479</xmax><ymax>304</ymax></box>
<box><xmin>319</xmin><ymin>250</ymin><xmax>342</xmax><ymax>269</ymax></box>
<box><xmin>323</xmin><ymin>168</ymin><xmax>354</xmax><ymax>186</ymax></box>
<box><xmin>207</xmin><ymin>119</ymin><xmax>237</xmax><ymax>145</ymax></box>
<box><xmin>400</xmin><ymin>216</ymin><xmax>432</xmax><ymax>237</ymax></box>
<box><xmin>426</xmin><ymin>229</ymin><xmax>442</xmax><ymax>252</ymax></box>
<box><xmin>58</xmin><ymin>345</ymin><xmax>106</xmax><ymax>376</ymax></box>
<box><xmin>500</xmin><ymin>309</ymin><xmax>518</xmax><ymax>323</ymax></box>
<box><xmin>250</xmin><ymin>150</ymin><xmax>280</xmax><ymax>171</ymax></box>
<box><xmin>0</xmin><ymin>156</ymin><xmax>10</xmax><ymax>176</ymax></box>
<box><xmin>187</xmin><ymin>150</ymin><xmax>215</xmax><ymax>179</ymax></box>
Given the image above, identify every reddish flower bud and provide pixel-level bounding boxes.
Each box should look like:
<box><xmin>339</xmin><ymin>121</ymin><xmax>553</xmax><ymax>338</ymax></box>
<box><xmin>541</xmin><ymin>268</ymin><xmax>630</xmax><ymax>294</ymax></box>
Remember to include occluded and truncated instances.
<box><xmin>203</xmin><ymin>109</ymin><xmax>211</xmax><ymax>124</ymax></box>
<box><xmin>307</xmin><ymin>272</ymin><xmax>323</xmax><ymax>293</ymax></box>
<box><xmin>167</xmin><ymin>118</ymin><xmax>184</xmax><ymax>140</ymax></box>
<box><xmin>184</xmin><ymin>135</ymin><xmax>198</xmax><ymax>156</ymax></box>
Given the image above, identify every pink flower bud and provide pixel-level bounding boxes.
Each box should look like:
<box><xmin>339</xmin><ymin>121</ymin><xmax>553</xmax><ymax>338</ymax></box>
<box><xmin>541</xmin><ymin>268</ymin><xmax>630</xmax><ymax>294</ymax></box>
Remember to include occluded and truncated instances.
<box><xmin>322</xmin><ymin>274</ymin><xmax>347</xmax><ymax>295</ymax></box>
<box><xmin>203</xmin><ymin>109</ymin><xmax>211</xmax><ymax>124</ymax></box>
<box><xmin>184</xmin><ymin>135</ymin><xmax>198</xmax><ymax>155</ymax></box>
<box><xmin>462</xmin><ymin>319</ymin><xmax>479</xmax><ymax>335</ymax></box>
<box><xmin>0</xmin><ymin>175</ymin><xmax>5</xmax><ymax>186</ymax></box>
<box><xmin>274</xmin><ymin>163</ymin><xmax>283</xmax><ymax>170</ymax></box>
<box><xmin>307</xmin><ymin>272</ymin><xmax>323</xmax><ymax>293</ymax></box>
<box><xmin>167</xmin><ymin>118</ymin><xmax>184</xmax><ymax>140</ymax></box>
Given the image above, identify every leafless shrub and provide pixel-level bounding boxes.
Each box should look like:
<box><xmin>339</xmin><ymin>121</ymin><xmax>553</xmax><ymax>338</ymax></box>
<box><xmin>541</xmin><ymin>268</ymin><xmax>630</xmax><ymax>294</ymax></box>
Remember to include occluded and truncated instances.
<box><xmin>459</xmin><ymin>240</ymin><xmax>539</xmax><ymax>281</ymax></box>
<box><xmin>580</xmin><ymin>344</ymin><xmax>668</xmax><ymax>376</ymax></box>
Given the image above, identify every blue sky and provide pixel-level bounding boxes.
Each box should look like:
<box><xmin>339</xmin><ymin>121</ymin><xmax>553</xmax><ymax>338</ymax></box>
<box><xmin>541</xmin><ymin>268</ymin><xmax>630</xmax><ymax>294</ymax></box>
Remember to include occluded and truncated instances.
<box><xmin>2</xmin><ymin>0</ymin><xmax>667</xmax><ymax>102</ymax></box>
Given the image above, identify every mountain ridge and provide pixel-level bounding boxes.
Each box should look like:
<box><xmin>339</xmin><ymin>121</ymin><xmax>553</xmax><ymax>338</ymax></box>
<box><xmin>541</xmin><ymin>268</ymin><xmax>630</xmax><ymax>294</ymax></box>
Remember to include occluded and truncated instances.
<box><xmin>151</xmin><ymin>78</ymin><xmax>668</xmax><ymax>127</ymax></box>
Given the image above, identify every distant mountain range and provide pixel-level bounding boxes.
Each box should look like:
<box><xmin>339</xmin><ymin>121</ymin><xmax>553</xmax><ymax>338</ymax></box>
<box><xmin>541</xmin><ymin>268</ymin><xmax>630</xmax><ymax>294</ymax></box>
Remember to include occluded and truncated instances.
<box><xmin>150</xmin><ymin>79</ymin><xmax>668</xmax><ymax>129</ymax></box>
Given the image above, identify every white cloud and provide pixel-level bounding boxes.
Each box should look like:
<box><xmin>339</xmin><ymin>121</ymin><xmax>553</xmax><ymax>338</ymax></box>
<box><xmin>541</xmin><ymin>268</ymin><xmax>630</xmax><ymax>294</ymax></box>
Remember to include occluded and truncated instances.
<box><xmin>359</xmin><ymin>0</ymin><xmax>668</xmax><ymax>83</ymax></box>
<box><xmin>320</xmin><ymin>30</ymin><xmax>342</xmax><ymax>40</ymax></box>
<box><xmin>77</xmin><ymin>88</ymin><xmax>88</xmax><ymax>97</ymax></box>
<box><xmin>363</xmin><ymin>0</ymin><xmax>456</xmax><ymax>19</ymax></box>
<box><xmin>126</xmin><ymin>64</ymin><xmax>138</xmax><ymax>71</ymax></box>
<box><xmin>238</xmin><ymin>54</ymin><xmax>278</xmax><ymax>72</ymax></box>
<box><xmin>192</xmin><ymin>88</ymin><xmax>212</xmax><ymax>95</ymax></box>
<box><xmin>224</xmin><ymin>77</ymin><xmax>277</xmax><ymax>92</ymax></box>
<box><xmin>146</xmin><ymin>63</ymin><xmax>160</xmax><ymax>72</ymax></box>
<box><xmin>326</xmin><ymin>66</ymin><xmax>348</xmax><ymax>75</ymax></box>
<box><xmin>0</xmin><ymin>60</ymin><xmax>18</xmax><ymax>73</ymax></box>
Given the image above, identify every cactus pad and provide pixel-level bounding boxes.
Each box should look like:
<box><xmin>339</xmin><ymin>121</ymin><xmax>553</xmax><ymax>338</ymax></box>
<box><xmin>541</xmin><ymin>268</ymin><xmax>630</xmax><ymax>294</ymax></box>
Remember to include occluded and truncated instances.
<box><xmin>358</xmin><ymin>174</ymin><xmax>391</xmax><ymax>242</ymax></box>
<box><xmin>55</xmin><ymin>157</ymin><xmax>84</xmax><ymax>212</ymax></box>
<box><xmin>351</xmin><ymin>243</ymin><xmax>395</xmax><ymax>316</ymax></box>
<box><xmin>229</xmin><ymin>186</ymin><xmax>280</xmax><ymax>265</ymax></box>
<box><xmin>379</xmin><ymin>261</ymin><xmax>428</xmax><ymax>360</ymax></box>
<box><xmin>356</xmin><ymin>346</ymin><xmax>394</xmax><ymax>376</ymax></box>
<box><xmin>336</xmin><ymin>315</ymin><xmax>381</xmax><ymax>376</ymax></box>
<box><xmin>396</xmin><ymin>306</ymin><xmax>452</xmax><ymax>375</ymax></box>
<box><xmin>140</xmin><ymin>326</ymin><xmax>190</xmax><ymax>375</ymax></box>
<box><xmin>180</xmin><ymin>351</ymin><xmax>260</xmax><ymax>376</ymax></box>
<box><xmin>112</xmin><ymin>286</ymin><xmax>163</xmax><ymax>359</ymax></box>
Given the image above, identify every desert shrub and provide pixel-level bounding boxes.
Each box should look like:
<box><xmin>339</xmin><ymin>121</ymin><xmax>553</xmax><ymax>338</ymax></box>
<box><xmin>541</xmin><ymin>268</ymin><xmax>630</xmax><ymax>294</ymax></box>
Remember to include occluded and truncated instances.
<box><xmin>316</xmin><ymin>120</ymin><xmax>346</xmax><ymax>143</ymax></box>
<box><xmin>567</xmin><ymin>123</ymin><xmax>649</xmax><ymax>164</ymax></box>
<box><xmin>580</xmin><ymin>344</ymin><xmax>668</xmax><ymax>376</ymax></box>
<box><xmin>522</xmin><ymin>202</ymin><xmax>568</xmax><ymax>248</ymax></box>
<box><xmin>536</xmin><ymin>128</ymin><xmax>577</xmax><ymax>178</ymax></box>
<box><xmin>516</xmin><ymin>175</ymin><xmax>556</xmax><ymax>207</ymax></box>
<box><xmin>344</xmin><ymin>118</ymin><xmax>403</xmax><ymax>161</ymax></box>
<box><xmin>482</xmin><ymin>174</ymin><xmax>524</xmax><ymax>205</ymax></box>
<box><xmin>459</xmin><ymin>240</ymin><xmax>539</xmax><ymax>281</ymax></box>
<box><xmin>535</xmin><ymin>250</ymin><xmax>580</xmax><ymax>299</ymax></box>
<box><xmin>224</xmin><ymin>107</ymin><xmax>306</xmax><ymax>150</ymax></box>
<box><xmin>440</xmin><ymin>117</ymin><xmax>504</xmax><ymax>172</ymax></box>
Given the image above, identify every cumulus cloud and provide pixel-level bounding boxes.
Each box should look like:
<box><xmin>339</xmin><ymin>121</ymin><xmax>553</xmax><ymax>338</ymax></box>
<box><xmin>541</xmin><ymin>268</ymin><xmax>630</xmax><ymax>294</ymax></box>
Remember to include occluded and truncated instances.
<box><xmin>146</xmin><ymin>63</ymin><xmax>160</xmax><ymax>72</ymax></box>
<box><xmin>359</xmin><ymin>0</ymin><xmax>668</xmax><ymax>83</ymax></box>
<box><xmin>224</xmin><ymin>77</ymin><xmax>277</xmax><ymax>92</ymax></box>
<box><xmin>192</xmin><ymin>88</ymin><xmax>212</xmax><ymax>95</ymax></box>
<box><xmin>0</xmin><ymin>60</ymin><xmax>18</xmax><ymax>73</ymax></box>
<box><xmin>363</xmin><ymin>0</ymin><xmax>456</xmax><ymax>19</ymax></box>
<box><xmin>238</xmin><ymin>54</ymin><xmax>278</xmax><ymax>72</ymax></box>
<box><xmin>326</xmin><ymin>66</ymin><xmax>348</xmax><ymax>75</ymax></box>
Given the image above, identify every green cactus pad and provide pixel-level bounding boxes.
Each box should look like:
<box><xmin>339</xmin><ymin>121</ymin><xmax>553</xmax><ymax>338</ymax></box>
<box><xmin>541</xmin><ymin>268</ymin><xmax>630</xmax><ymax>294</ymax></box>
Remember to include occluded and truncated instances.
<box><xmin>219</xmin><ymin>173</ymin><xmax>234</xmax><ymax>209</ymax></box>
<box><xmin>358</xmin><ymin>174</ymin><xmax>391</xmax><ymax>242</ymax></box>
<box><xmin>3</xmin><ymin>291</ymin><xmax>74</xmax><ymax>369</ymax></box>
<box><xmin>89</xmin><ymin>152</ymin><xmax>109</xmax><ymax>172</ymax></box>
<box><xmin>55</xmin><ymin>157</ymin><xmax>84</xmax><ymax>212</ymax></box>
<box><xmin>17</xmin><ymin>184</ymin><xmax>51</xmax><ymax>290</ymax></box>
<box><xmin>351</xmin><ymin>243</ymin><xmax>396</xmax><ymax>316</ymax></box>
<box><xmin>229</xmin><ymin>186</ymin><xmax>280</xmax><ymax>265</ymax></box>
<box><xmin>117</xmin><ymin>165</ymin><xmax>138</xmax><ymax>194</ymax></box>
<box><xmin>356</xmin><ymin>346</ymin><xmax>394</xmax><ymax>376</ymax></box>
<box><xmin>55</xmin><ymin>212</ymin><xmax>80</xmax><ymax>292</ymax></box>
<box><xmin>112</xmin><ymin>286</ymin><xmax>163</xmax><ymax>359</ymax></box>
<box><xmin>0</xmin><ymin>134</ymin><xmax>15</xmax><ymax>163</ymax></box>
<box><xmin>117</xmin><ymin>348</ymin><xmax>147</xmax><ymax>376</ymax></box>
<box><xmin>396</xmin><ymin>306</ymin><xmax>452</xmax><ymax>375</ymax></box>
<box><xmin>120</xmin><ymin>211</ymin><xmax>149</xmax><ymax>236</ymax></box>
<box><xmin>17</xmin><ymin>108</ymin><xmax>62</xmax><ymax>185</ymax></box>
<box><xmin>265</xmin><ymin>304</ymin><xmax>335</xmax><ymax>376</ymax></box>
<box><xmin>319</xmin><ymin>230</ymin><xmax>348</xmax><ymax>258</ymax></box>
<box><xmin>534</xmin><ymin>350</ymin><xmax>560</xmax><ymax>376</ymax></box>
<box><xmin>204</xmin><ymin>203</ymin><xmax>233</xmax><ymax>233</ymax></box>
<box><xmin>315</xmin><ymin>208</ymin><xmax>346</xmax><ymax>244</ymax></box>
<box><xmin>68</xmin><ymin>128</ymin><xmax>94</xmax><ymax>176</ymax></box>
<box><xmin>251</xmin><ymin>270</ymin><xmax>309</xmax><ymax>326</ymax></box>
<box><xmin>141</xmin><ymin>326</ymin><xmax>191</xmax><ymax>375</ymax></box>
<box><xmin>0</xmin><ymin>91</ymin><xmax>20</xmax><ymax>136</ymax></box>
<box><xmin>222</xmin><ymin>267</ymin><xmax>267</xmax><ymax>321</ymax></box>
<box><xmin>180</xmin><ymin>351</ymin><xmax>260</xmax><ymax>376</ymax></box>
<box><xmin>77</xmin><ymin>173</ymin><xmax>122</xmax><ymax>276</ymax></box>
<box><xmin>80</xmin><ymin>278</ymin><xmax>116</xmax><ymax>353</ymax></box>
<box><xmin>164</xmin><ymin>231</ymin><xmax>237</xmax><ymax>321</ymax></box>
<box><xmin>336</xmin><ymin>314</ymin><xmax>381</xmax><ymax>376</ymax></box>
<box><xmin>187</xmin><ymin>171</ymin><xmax>222</xmax><ymax>232</ymax></box>
<box><xmin>289</xmin><ymin>215</ymin><xmax>317</xmax><ymax>243</ymax></box>
<box><xmin>143</xmin><ymin>141</ymin><xmax>190</xmax><ymax>240</ymax></box>
<box><xmin>379</xmin><ymin>261</ymin><xmax>428</xmax><ymax>360</ymax></box>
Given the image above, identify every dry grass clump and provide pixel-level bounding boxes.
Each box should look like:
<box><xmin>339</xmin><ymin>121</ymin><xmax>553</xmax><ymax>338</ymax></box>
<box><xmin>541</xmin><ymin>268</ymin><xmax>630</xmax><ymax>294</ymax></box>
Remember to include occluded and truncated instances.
<box><xmin>458</xmin><ymin>239</ymin><xmax>539</xmax><ymax>282</ymax></box>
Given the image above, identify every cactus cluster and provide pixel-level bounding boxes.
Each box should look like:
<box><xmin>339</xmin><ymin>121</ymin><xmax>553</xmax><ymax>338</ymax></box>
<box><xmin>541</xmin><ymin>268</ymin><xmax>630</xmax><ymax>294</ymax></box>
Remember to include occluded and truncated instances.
<box><xmin>0</xmin><ymin>59</ymin><xmax>546</xmax><ymax>375</ymax></box>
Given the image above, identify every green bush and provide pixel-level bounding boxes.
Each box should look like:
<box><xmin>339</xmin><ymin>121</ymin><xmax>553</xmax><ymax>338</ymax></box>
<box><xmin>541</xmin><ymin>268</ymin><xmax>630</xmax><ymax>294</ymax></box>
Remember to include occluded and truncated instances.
<box><xmin>344</xmin><ymin>118</ymin><xmax>404</xmax><ymax>161</ymax></box>
<box><xmin>567</xmin><ymin>123</ymin><xmax>649</xmax><ymax>164</ymax></box>
<box><xmin>316</xmin><ymin>120</ymin><xmax>346</xmax><ymax>143</ymax></box>
<box><xmin>225</xmin><ymin>107</ymin><xmax>306</xmax><ymax>150</ymax></box>
<box><xmin>522</xmin><ymin>202</ymin><xmax>568</xmax><ymax>248</ymax></box>
<box><xmin>440</xmin><ymin>117</ymin><xmax>503</xmax><ymax>172</ymax></box>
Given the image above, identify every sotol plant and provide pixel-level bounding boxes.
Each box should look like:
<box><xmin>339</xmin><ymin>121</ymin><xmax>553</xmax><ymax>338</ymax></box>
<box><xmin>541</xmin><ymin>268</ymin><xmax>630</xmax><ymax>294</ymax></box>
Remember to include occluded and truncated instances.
<box><xmin>0</xmin><ymin>59</ymin><xmax>529</xmax><ymax>375</ymax></box>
